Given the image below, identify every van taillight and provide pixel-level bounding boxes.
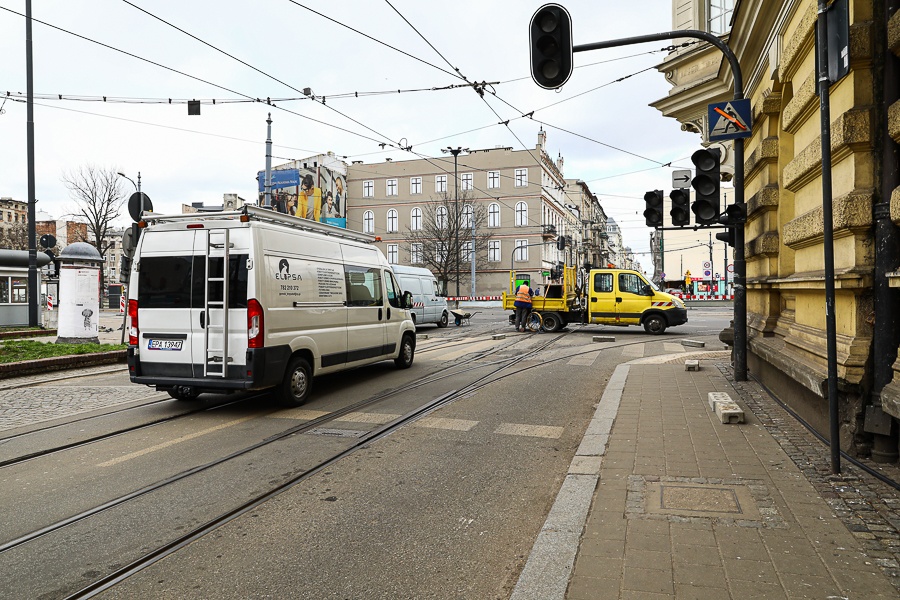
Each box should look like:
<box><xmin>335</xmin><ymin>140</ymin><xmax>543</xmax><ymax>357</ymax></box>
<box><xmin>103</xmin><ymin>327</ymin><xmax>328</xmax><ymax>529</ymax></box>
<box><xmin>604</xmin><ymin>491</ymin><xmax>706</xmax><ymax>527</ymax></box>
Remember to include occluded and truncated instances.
<box><xmin>247</xmin><ymin>298</ymin><xmax>264</xmax><ymax>348</ymax></box>
<box><xmin>128</xmin><ymin>299</ymin><xmax>139</xmax><ymax>346</ymax></box>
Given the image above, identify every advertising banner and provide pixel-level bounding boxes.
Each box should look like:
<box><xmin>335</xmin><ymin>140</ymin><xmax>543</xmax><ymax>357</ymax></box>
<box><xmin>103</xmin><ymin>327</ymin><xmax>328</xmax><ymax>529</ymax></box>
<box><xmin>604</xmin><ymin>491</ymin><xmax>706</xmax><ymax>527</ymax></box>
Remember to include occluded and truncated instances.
<box><xmin>256</xmin><ymin>163</ymin><xmax>347</xmax><ymax>228</ymax></box>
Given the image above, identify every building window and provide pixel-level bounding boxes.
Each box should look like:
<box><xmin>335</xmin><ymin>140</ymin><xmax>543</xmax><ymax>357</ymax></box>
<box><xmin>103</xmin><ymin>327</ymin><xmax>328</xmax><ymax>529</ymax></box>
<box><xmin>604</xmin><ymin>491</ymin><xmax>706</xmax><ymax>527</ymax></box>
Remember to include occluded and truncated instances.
<box><xmin>708</xmin><ymin>0</ymin><xmax>734</xmax><ymax>35</ymax></box>
<box><xmin>515</xmin><ymin>239</ymin><xmax>528</xmax><ymax>262</ymax></box>
<box><xmin>363</xmin><ymin>210</ymin><xmax>375</xmax><ymax>234</ymax></box>
<box><xmin>462</xmin><ymin>204</ymin><xmax>474</xmax><ymax>228</ymax></box>
<box><xmin>515</xmin><ymin>201</ymin><xmax>528</xmax><ymax>227</ymax></box>
<box><xmin>488</xmin><ymin>171</ymin><xmax>500</xmax><ymax>189</ymax></box>
<box><xmin>387</xmin><ymin>244</ymin><xmax>399</xmax><ymax>264</ymax></box>
<box><xmin>461</xmin><ymin>173</ymin><xmax>473</xmax><ymax>191</ymax></box>
<box><xmin>515</xmin><ymin>168</ymin><xmax>527</xmax><ymax>187</ymax></box>
<box><xmin>411</xmin><ymin>243</ymin><xmax>423</xmax><ymax>264</ymax></box>
<box><xmin>488</xmin><ymin>240</ymin><xmax>500</xmax><ymax>263</ymax></box>
<box><xmin>363</xmin><ymin>180</ymin><xmax>374</xmax><ymax>198</ymax></box>
<box><xmin>462</xmin><ymin>241</ymin><xmax>473</xmax><ymax>263</ymax></box>
<box><xmin>410</xmin><ymin>207</ymin><xmax>422</xmax><ymax>231</ymax></box>
<box><xmin>436</xmin><ymin>175</ymin><xmax>447</xmax><ymax>193</ymax></box>
<box><xmin>386</xmin><ymin>179</ymin><xmax>398</xmax><ymax>196</ymax></box>
<box><xmin>387</xmin><ymin>209</ymin><xmax>399</xmax><ymax>233</ymax></box>
<box><xmin>10</xmin><ymin>278</ymin><xmax>26</xmax><ymax>303</ymax></box>
<box><xmin>436</xmin><ymin>206</ymin><xmax>448</xmax><ymax>229</ymax></box>
<box><xmin>488</xmin><ymin>203</ymin><xmax>500</xmax><ymax>228</ymax></box>
<box><xmin>438</xmin><ymin>241</ymin><xmax>448</xmax><ymax>262</ymax></box>
<box><xmin>410</xmin><ymin>177</ymin><xmax>422</xmax><ymax>195</ymax></box>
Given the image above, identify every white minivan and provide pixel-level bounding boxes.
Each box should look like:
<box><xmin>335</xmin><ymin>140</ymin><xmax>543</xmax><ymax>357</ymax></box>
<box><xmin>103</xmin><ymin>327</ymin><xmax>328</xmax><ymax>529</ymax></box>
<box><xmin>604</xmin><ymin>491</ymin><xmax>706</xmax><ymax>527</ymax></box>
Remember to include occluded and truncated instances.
<box><xmin>390</xmin><ymin>265</ymin><xmax>449</xmax><ymax>328</ymax></box>
<box><xmin>126</xmin><ymin>206</ymin><xmax>416</xmax><ymax>407</ymax></box>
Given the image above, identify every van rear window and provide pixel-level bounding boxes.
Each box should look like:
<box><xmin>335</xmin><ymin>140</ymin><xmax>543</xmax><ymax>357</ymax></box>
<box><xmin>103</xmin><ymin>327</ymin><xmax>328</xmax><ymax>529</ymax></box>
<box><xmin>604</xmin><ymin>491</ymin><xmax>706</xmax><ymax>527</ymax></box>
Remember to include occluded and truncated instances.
<box><xmin>138</xmin><ymin>255</ymin><xmax>248</xmax><ymax>309</ymax></box>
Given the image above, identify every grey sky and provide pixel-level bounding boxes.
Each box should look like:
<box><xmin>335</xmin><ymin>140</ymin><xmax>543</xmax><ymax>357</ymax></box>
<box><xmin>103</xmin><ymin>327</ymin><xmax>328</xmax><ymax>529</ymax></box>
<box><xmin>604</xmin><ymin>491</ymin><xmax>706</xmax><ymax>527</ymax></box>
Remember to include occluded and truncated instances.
<box><xmin>0</xmin><ymin>0</ymin><xmax>705</xmax><ymax>260</ymax></box>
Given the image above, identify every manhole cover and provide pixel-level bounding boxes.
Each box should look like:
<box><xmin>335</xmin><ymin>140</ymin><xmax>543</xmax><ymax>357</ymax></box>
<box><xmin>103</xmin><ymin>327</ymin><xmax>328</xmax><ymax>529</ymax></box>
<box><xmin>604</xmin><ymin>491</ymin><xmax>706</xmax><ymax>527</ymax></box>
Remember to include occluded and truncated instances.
<box><xmin>645</xmin><ymin>482</ymin><xmax>760</xmax><ymax>519</ymax></box>
<box><xmin>306</xmin><ymin>427</ymin><xmax>366</xmax><ymax>438</ymax></box>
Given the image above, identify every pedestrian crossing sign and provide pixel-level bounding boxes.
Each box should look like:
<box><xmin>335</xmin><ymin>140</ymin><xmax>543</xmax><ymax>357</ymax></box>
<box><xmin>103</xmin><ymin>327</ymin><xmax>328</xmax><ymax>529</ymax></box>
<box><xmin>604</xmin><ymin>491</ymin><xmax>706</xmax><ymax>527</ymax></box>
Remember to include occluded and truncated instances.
<box><xmin>708</xmin><ymin>99</ymin><xmax>752</xmax><ymax>141</ymax></box>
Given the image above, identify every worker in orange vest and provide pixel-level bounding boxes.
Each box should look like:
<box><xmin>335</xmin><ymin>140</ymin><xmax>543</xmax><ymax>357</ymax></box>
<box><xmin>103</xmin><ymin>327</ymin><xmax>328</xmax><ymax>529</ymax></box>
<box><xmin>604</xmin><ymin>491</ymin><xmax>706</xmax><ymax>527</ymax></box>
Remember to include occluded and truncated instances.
<box><xmin>514</xmin><ymin>281</ymin><xmax>534</xmax><ymax>332</ymax></box>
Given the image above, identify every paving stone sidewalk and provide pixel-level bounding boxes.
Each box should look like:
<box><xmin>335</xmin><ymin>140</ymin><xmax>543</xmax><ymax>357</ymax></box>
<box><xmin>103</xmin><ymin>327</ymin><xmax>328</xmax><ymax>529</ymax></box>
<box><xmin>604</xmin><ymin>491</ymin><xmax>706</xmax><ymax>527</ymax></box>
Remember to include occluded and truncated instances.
<box><xmin>566</xmin><ymin>358</ymin><xmax>900</xmax><ymax>599</ymax></box>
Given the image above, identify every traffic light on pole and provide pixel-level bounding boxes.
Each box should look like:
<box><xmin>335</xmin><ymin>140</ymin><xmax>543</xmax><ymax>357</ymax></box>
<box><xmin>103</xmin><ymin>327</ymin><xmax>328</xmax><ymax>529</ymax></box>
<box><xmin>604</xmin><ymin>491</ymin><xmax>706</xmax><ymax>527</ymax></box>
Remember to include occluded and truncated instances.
<box><xmin>719</xmin><ymin>202</ymin><xmax>747</xmax><ymax>226</ymax></box>
<box><xmin>643</xmin><ymin>190</ymin><xmax>664</xmax><ymax>227</ymax></box>
<box><xmin>690</xmin><ymin>148</ymin><xmax>721</xmax><ymax>225</ymax></box>
<box><xmin>669</xmin><ymin>188</ymin><xmax>691</xmax><ymax>226</ymax></box>
<box><xmin>716</xmin><ymin>228</ymin><xmax>736</xmax><ymax>247</ymax></box>
<box><xmin>529</xmin><ymin>4</ymin><xmax>573</xmax><ymax>90</ymax></box>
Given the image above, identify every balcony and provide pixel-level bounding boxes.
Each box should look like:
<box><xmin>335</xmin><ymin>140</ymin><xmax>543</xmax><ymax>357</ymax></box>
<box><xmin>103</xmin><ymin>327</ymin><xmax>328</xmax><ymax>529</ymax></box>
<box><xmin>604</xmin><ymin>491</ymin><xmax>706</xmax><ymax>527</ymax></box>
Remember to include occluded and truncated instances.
<box><xmin>542</xmin><ymin>224</ymin><xmax>557</xmax><ymax>238</ymax></box>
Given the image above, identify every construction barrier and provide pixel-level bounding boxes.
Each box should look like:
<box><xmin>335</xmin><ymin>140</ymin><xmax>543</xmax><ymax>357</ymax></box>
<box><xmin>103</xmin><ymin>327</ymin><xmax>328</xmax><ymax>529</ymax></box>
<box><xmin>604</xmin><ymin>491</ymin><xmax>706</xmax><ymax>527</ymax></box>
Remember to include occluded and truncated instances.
<box><xmin>673</xmin><ymin>294</ymin><xmax>734</xmax><ymax>300</ymax></box>
<box><xmin>446</xmin><ymin>296</ymin><xmax>503</xmax><ymax>302</ymax></box>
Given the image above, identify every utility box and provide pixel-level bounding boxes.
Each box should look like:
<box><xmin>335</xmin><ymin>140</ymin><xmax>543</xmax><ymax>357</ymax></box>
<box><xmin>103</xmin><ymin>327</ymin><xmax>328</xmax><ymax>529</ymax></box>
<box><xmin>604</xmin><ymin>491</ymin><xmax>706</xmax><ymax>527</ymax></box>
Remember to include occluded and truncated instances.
<box><xmin>56</xmin><ymin>242</ymin><xmax>104</xmax><ymax>344</ymax></box>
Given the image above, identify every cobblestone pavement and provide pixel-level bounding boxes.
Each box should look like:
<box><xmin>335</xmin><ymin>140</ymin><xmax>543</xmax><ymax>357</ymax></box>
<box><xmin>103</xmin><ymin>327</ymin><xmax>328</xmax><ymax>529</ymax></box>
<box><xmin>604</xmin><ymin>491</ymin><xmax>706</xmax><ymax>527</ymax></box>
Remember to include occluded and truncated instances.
<box><xmin>721</xmin><ymin>364</ymin><xmax>900</xmax><ymax>591</ymax></box>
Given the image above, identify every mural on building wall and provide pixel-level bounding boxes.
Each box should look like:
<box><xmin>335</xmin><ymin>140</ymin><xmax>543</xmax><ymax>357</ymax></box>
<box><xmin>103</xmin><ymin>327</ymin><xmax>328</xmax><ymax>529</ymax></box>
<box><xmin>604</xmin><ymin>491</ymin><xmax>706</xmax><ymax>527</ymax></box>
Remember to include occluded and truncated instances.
<box><xmin>256</xmin><ymin>166</ymin><xmax>347</xmax><ymax>229</ymax></box>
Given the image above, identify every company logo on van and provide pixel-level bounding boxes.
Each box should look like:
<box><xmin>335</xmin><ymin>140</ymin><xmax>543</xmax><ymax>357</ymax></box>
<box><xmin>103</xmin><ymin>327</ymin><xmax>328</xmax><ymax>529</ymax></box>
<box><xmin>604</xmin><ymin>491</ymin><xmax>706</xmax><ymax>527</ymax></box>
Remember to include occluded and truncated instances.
<box><xmin>274</xmin><ymin>258</ymin><xmax>302</xmax><ymax>281</ymax></box>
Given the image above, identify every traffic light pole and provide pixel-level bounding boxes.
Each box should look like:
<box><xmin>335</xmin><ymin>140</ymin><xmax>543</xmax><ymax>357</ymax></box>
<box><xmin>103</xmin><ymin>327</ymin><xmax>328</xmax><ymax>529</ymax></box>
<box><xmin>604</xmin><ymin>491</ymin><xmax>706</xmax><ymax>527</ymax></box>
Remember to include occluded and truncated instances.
<box><xmin>574</xmin><ymin>30</ymin><xmax>747</xmax><ymax>381</ymax></box>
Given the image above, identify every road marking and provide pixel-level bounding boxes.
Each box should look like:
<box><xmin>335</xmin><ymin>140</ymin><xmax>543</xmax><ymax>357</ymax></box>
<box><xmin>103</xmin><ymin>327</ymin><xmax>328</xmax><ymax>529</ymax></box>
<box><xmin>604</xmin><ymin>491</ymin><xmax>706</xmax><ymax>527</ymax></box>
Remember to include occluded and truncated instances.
<box><xmin>272</xmin><ymin>408</ymin><xmax>330</xmax><ymax>420</ymax></box>
<box><xmin>416</xmin><ymin>416</ymin><xmax>478</xmax><ymax>431</ymax></box>
<box><xmin>339</xmin><ymin>411</ymin><xmax>399</xmax><ymax>424</ymax></box>
<box><xmin>567</xmin><ymin>351</ymin><xmax>600</xmax><ymax>366</ymax></box>
<box><xmin>98</xmin><ymin>415</ymin><xmax>257</xmax><ymax>467</ymax></box>
<box><xmin>495</xmin><ymin>423</ymin><xmax>564</xmax><ymax>439</ymax></box>
<box><xmin>663</xmin><ymin>342</ymin><xmax>685</xmax><ymax>353</ymax></box>
<box><xmin>622</xmin><ymin>344</ymin><xmax>645</xmax><ymax>358</ymax></box>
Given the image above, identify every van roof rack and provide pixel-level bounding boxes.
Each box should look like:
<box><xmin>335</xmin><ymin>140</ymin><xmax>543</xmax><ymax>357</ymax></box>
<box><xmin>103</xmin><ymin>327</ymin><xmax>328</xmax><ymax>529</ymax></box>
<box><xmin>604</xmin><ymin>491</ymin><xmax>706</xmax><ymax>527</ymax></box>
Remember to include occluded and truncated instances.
<box><xmin>141</xmin><ymin>205</ymin><xmax>377</xmax><ymax>244</ymax></box>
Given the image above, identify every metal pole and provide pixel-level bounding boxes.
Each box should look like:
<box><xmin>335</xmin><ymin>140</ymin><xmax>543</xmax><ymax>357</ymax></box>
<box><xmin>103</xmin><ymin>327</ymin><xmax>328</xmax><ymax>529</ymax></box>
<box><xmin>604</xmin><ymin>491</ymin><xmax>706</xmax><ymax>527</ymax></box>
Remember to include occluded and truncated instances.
<box><xmin>454</xmin><ymin>151</ymin><xmax>460</xmax><ymax>298</ymax></box>
<box><xmin>817</xmin><ymin>0</ymin><xmax>841</xmax><ymax>473</ymax></box>
<box><xmin>25</xmin><ymin>0</ymin><xmax>38</xmax><ymax>327</ymax></box>
<box><xmin>264</xmin><ymin>113</ymin><xmax>273</xmax><ymax>208</ymax></box>
<box><xmin>470</xmin><ymin>210</ymin><xmax>476</xmax><ymax>297</ymax></box>
<box><xmin>709</xmin><ymin>232</ymin><xmax>713</xmax><ymax>294</ymax></box>
<box><xmin>137</xmin><ymin>171</ymin><xmax>143</xmax><ymax>215</ymax></box>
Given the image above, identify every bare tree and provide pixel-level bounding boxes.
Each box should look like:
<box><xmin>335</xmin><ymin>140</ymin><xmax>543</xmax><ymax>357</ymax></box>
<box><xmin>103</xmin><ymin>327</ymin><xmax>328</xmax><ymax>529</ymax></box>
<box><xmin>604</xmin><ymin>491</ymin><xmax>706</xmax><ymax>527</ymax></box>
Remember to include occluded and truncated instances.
<box><xmin>62</xmin><ymin>165</ymin><xmax>127</xmax><ymax>288</ymax></box>
<box><xmin>0</xmin><ymin>223</ymin><xmax>28</xmax><ymax>250</ymax></box>
<box><xmin>401</xmin><ymin>190</ymin><xmax>495</xmax><ymax>294</ymax></box>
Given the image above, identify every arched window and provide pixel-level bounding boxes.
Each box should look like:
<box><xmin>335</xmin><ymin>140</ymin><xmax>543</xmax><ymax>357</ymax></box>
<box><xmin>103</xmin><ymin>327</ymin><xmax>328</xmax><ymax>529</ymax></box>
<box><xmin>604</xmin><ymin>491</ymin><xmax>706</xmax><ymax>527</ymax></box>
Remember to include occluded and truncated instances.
<box><xmin>515</xmin><ymin>202</ymin><xmax>528</xmax><ymax>227</ymax></box>
<box><xmin>387</xmin><ymin>208</ymin><xmax>398</xmax><ymax>233</ymax></box>
<box><xmin>462</xmin><ymin>204</ymin><xmax>474</xmax><ymax>228</ymax></box>
<box><xmin>488</xmin><ymin>203</ymin><xmax>500</xmax><ymax>228</ymax></box>
<box><xmin>436</xmin><ymin>206</ymin><xmax>448</xmax><ymax>229</ymax></box>
<box><xmin>410</xmin><ymin>207</ymin><xmax>422</xmax><ymax>231</ymax></box>
<box><xmin>363</xmin><ymin>210</ymin><xmax>374</xmax><ymax>234</ymax></box>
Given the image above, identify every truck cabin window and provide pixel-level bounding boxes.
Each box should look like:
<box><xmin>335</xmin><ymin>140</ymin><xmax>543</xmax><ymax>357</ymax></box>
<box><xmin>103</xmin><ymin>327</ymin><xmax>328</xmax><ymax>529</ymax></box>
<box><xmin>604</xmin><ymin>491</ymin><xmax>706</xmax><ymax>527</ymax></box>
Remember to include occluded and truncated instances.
<box><xmin>618</xmin><ymin>273</ymin><xmax>650</xmax><ymax>296</ymax></box>
<box><xmin>594</xmin><ymin>273</ymin><xmax>613</xmax><ymax>293</ymax></box>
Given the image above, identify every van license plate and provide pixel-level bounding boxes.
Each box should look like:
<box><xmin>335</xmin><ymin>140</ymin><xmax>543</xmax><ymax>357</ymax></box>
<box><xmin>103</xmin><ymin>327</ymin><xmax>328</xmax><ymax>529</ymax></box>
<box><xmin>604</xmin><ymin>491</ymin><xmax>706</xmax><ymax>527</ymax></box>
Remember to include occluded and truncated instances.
<box><xmin>148</xmin><ymin>339</ymin><xmax>183</xmax><ymax>351</ymax></box>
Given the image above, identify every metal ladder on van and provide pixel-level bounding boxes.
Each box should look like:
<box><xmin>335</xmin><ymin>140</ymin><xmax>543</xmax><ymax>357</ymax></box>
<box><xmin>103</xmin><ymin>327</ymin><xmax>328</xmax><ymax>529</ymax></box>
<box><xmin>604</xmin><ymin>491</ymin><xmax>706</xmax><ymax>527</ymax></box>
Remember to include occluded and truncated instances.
<box><xmin>204</xmin><ymin>229</ymin><xmax>231</xmax><ymax>377</ymax></box>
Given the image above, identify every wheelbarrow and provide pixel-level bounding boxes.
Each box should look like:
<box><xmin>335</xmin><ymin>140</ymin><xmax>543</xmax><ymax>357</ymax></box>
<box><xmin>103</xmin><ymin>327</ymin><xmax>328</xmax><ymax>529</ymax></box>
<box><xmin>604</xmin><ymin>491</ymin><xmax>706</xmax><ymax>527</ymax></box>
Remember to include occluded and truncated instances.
<box><xmin>449</xmin><ymin>309</ymin><xmax>479</xmax><ymax>326</ymax></box>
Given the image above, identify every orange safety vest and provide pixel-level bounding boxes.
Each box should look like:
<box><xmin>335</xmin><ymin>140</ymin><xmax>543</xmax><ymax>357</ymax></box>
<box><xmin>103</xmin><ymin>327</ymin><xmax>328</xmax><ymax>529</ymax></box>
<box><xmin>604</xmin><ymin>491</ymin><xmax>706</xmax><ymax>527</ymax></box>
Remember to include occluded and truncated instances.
<box><xmin>515</xmin><ymin>285</ymin><xmax>532</xmax><ymax>304</ymax></box>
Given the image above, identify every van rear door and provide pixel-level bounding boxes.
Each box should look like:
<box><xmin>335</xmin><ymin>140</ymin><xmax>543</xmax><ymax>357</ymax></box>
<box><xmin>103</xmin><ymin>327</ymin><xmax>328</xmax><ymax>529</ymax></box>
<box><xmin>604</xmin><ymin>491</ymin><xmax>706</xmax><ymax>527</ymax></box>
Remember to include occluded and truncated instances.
<box><xmin>199</xmin><ymin>229</ymin><xmax>249</xmax><ymax>378</ymax></box>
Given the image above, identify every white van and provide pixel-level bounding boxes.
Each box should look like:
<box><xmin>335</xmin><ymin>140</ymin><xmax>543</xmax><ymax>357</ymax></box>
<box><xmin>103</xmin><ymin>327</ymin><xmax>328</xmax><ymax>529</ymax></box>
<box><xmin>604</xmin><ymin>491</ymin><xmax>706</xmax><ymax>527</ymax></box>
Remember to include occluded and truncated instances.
<box><xmin>391</xmin><ymin>265</ymin><xmax>449</xmax><ymax>328</ymax></box>
<box><xmin>126</xmin><ymin>206</ymin><xmax>416</xmax><ymax>407</ymax></box>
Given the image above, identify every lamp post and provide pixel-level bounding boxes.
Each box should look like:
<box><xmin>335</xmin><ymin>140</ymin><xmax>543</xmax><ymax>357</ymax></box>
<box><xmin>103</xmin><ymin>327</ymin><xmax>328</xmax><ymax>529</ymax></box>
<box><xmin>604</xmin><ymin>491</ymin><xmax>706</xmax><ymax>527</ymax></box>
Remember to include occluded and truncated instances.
<box><xmin>117</xmin><ymin>171</ymin><xmax>142</xmax><ymax>215</ymax></box>
<box><xmin>442</xmin><ymin>147</ymin><xmax>467</xmax><ymax>298</ymax></box>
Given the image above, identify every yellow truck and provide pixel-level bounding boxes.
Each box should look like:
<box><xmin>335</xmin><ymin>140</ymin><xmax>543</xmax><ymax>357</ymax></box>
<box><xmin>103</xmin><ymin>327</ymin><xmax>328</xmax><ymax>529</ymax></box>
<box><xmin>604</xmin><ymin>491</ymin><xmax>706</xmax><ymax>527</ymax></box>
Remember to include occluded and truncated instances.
<box><xmin>502</xmin><ymin>266</ymin><xmax>688</xmax><ymax>334</ymax></box>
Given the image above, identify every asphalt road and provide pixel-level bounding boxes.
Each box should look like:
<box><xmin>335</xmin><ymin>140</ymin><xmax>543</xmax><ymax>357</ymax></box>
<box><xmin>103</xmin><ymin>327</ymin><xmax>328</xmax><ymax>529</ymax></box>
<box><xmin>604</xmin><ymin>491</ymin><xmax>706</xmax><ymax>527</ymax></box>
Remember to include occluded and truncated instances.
<box><xmin>0</xmin><ymin>305</ymin><xmax>733</xmax><ymax>599</ymax></box>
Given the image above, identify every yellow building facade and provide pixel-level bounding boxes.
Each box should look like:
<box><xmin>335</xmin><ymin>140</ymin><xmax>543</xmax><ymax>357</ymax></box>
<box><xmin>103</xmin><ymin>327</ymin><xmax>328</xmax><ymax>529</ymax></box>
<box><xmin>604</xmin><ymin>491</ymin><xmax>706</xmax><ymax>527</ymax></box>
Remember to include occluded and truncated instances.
<box><xmin>654</xmin><ymin>1</ymin><xmax>900</xmax><ymax>461</ymax></box>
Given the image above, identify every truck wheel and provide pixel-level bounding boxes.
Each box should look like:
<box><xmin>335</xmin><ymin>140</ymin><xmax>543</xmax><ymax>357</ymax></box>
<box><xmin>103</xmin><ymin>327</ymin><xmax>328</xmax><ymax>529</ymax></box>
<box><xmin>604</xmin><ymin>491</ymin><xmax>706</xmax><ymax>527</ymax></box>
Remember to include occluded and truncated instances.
<box><xmin>395</xmin><ymin>334</ymin><xmax>415</xmax><ymax>368</ymax></box>
<box><xmin>437</xmin><ymin>311</ymin><xmax>449</xmax><ymax>328</ymax></box>
<box><xmin>167</xmin><ymin>386</ymin><xmax>199</xmax><ymax>401</ymax></box>
<box><xmin>277</xmin><ymin>356</ymin><xmax>312</xmax><ymax>407</ymax></box>
<box><xmin>541</xmin><ymin>312</ymin><xmax>563</xmax><ymax>333</ymax></box>
<box><xmin>643</xmin><ymin>314</ymin><xmax>667</xmax><ymax>335</ymax></box>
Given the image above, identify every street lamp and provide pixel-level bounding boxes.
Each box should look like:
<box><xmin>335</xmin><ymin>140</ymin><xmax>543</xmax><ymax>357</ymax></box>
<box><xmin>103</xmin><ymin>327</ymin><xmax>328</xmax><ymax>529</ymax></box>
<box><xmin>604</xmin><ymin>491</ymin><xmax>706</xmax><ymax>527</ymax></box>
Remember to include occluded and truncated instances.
<box><xmin>442</xmin><ymin>146</ymin><xmax>468</xmax><ymax>298</ymax></box>
<box><xmin>117</xmin><ymin>171</ymin><xmax>143</xmax><ymax>215</ymax></box>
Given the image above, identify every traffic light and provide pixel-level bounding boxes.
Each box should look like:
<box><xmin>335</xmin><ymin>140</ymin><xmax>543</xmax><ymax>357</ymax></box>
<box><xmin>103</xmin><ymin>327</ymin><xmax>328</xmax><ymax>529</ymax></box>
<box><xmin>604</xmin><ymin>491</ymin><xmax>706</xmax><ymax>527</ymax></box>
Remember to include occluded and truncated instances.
<box><xmin>529</xmin><ymin>4</ymin><xmax>573</xmax><ymax>90</ymax></box>
<box><xmin>669</xmin><ymin>188</ymin><xmax>691</xmax><ymax>226</ymax></box>
<box><xmin>716</xmin><ymin>228</ymin><xmax>736</xmax><ymax>247</ymax></box>
<box><xmin>557</xmin><ymin>235</ymin><xmax>566</xmax><ymax>250</ymax></box>
<box><xmin>643</xmin><ymin>190</ymin><xmax>664</xmax><ymax>227</ymax></box>
<box><xmin>690</xmin><ymin>148</ymin><xmax>721</xmax><ymax>225</ymax></box>
<box><xmin>719</xmin><ymin>202</ymin><xmax>747</xmax><ymax>226</ymax></box>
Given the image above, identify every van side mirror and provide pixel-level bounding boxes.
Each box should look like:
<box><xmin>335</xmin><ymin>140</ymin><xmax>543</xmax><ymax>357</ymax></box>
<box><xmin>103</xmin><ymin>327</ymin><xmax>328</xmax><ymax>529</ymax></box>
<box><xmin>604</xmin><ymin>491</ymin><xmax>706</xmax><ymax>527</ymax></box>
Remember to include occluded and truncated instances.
<box><xmin>402</xmin><ymin>291</ymin><xmax>414</xmax><ymax>309</ymax></box>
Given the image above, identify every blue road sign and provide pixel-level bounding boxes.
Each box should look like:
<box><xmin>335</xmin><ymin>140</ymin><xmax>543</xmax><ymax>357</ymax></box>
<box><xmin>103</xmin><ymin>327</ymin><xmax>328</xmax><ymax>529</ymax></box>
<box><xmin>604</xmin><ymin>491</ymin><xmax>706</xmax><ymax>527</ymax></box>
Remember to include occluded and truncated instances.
<box><xmin>708</xmin><ymin>99</ymin><xmax>752</xmax><ymax>141</ymax></box>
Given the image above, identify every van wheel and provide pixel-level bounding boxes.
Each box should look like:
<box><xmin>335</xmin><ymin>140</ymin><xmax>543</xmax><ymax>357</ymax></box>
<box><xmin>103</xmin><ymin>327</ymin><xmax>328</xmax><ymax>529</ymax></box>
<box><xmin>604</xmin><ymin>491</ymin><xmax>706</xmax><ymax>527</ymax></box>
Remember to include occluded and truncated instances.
<box><xmin>395</xmin><ymin>334</ymin><xmax>415</xmax><ymax>369</ymax></box>
<box><xmin>437</xmin><ymin>311</ymin><xmax>449</xmax><ymax>328</ymax></box>
<box><xmin>541</xmin><ymin>312</ymin><xmax>563</xmax><ymax>333</ymax></box>
<box><xmin>643</xmin><ymin>314</ymin><xmax>667</xmax><ymax>335</ymax></box>
<box><xmin>278</xmin><ymin>357</ymin><xmax>312</xmax><ymax>407</ymax></box>
<box><xmin>168</xmin><ymin>386</ymin><xmax>199</xmax><ymax>401</ymax></box>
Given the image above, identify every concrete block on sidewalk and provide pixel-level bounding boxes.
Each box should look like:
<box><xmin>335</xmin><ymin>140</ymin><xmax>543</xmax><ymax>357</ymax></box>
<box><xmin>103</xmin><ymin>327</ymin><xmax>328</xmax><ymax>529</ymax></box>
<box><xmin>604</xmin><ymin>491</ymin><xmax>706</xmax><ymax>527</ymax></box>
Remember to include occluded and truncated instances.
<box><xmin>681</xmin><ymin>339</ymin><xmax>706</xmax><ymax>348</ymax></box>
<box><xmin>715</xmin><ymin>401</ymin><xmax>745</xmax><ymax>424</ymax></box>
<box><xmin>708</xmin><ymin>391</ymin><xmax>732</xmax><ymax>410</ymax></box>
<box><xmin>592</xmin><ymin>335</ymin><xmax>615</xmax><ymax>343</ymax></box>
<box><xmin>492</xmin><ymin>334</ymin><xmax>505</xmax><ymax>340</ymax></box>
<box><xmin>685</xmin><ymin>359</ymin><xmax>700</xmax><ymax>371</ymax></box>
<box><xmin>419</xmin><ymin>334</ymin><xmax>429</xmax><ymax>340</ymax></box>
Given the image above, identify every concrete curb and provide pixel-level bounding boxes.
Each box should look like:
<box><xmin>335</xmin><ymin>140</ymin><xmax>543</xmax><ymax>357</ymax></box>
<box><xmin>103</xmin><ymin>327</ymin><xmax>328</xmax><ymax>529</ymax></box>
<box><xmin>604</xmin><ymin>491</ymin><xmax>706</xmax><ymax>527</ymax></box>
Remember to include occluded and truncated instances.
<box><xmin>0</xmin><ymin>350</ymin><xmax>127</xmax><ymax>380</ymax></box>
<box><xmin>509</xmin><ymin>364</ymin><xmax>629</xmax><ymax>600</ymax></box>
<box><xmin>0</xmin><ymin>329</ymin><xmax>57</xmax><ymax>340</ymax></box>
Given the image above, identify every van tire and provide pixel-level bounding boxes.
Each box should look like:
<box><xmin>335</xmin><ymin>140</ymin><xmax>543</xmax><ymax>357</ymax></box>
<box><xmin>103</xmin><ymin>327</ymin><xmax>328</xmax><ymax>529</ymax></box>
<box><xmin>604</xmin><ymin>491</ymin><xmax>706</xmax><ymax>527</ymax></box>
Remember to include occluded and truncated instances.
<box><xmin>437</xmin><ymin>311</ymin><xmax>449</xmax><ymax>328</ymax></box>
<box><xmin>643</xmin><ymin>314</ymin><xmax>667</xmax><ymax>335</ymax></box>
<box><xmin>278</xmin><ymin>356</ymin><xmax>312</xmax><ymax>407</ymax></box>
<box><xmin>395</xmin><ymin>334</ymin><xmax>415</xmax><ymax>369</ymax></box>
<box><xmin>541</xmin><ymin>312</ymin><xmax>563</xmax><ymax>332</ymax></box>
